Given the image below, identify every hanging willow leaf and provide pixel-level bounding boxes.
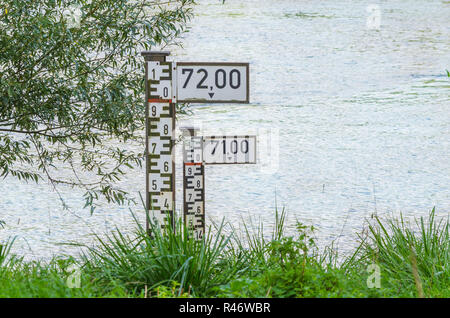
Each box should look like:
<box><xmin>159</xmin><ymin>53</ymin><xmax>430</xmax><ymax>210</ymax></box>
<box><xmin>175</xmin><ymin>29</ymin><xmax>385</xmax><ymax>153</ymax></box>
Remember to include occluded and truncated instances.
<box><xmin>0</xmin><ymin>0</ymin><xmax>195</xmax><ymax>210</ymax></box>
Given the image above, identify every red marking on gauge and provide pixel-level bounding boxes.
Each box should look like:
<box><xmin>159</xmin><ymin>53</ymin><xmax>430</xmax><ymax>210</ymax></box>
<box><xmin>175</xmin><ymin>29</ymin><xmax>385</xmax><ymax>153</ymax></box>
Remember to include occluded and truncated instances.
<box><xmin>184</xmin><ymin>162</ymin><xmax>202</xmax><ymax>166</ymax></box>
<box><xmin>148</xmin><ymin>99</ymin><xmax>172</xmax><ymax>103</ymax></box>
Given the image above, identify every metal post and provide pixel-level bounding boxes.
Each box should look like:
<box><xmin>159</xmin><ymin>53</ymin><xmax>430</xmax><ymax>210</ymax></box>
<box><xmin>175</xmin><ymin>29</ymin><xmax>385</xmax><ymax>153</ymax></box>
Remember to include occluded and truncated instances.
<box><xmin>141</xmin><ymin>51</ymin><xmax>176</xmax><ymax>235</ymax></box>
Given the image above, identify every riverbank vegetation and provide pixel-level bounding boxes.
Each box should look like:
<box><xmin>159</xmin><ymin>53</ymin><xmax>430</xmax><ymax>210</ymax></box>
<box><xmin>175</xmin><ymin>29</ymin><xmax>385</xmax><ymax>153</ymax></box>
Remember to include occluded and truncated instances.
<box><xmin>0</xmin><ymin>208</ymin><xmax>448</xmax><ymax>298</ymax></box>
<box><xmin>0</xmin><ymin>0</ymin><xmax>195</xmax><ymax>212</ymax></box>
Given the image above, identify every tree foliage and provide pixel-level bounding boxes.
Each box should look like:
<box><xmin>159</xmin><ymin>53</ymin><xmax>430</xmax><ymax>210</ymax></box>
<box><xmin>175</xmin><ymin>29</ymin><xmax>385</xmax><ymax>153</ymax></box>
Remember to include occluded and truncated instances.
<box><xmin>0</xmin><ymin>0</ymin><xmax>195</xmax><ymax>212</ymax></box>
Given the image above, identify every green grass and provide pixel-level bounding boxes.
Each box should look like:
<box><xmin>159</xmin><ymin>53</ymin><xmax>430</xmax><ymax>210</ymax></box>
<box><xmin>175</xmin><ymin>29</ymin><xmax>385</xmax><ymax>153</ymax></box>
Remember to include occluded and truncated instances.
<box><xmin>0</xmin><ymin>208</ymin><xmax>448</xmax><ymax>298</ymax></box>
<box><xmin>351</xmin><ymin>208</ymin><xmax>449</xmax><ymax>297</ymax></box>
<box><xmin>0</xmin><ymin>244</ymin><xmax>126</xmax><ymax>297</ymax></box>
<box><xmin>78</xmin><ymin>212</ymin><xmax>247</xmax><ymax>297</ymax></box>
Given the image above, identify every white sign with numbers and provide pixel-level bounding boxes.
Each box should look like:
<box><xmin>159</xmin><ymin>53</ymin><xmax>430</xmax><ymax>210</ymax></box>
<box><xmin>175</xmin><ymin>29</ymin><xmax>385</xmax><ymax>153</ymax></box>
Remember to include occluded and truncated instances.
<box><xmin>203</xmin><ymin>136</ymin><xmax>256</xmax><ymax>164</ymax></box>
<box><xmin>176</xmin><ymin>63</ymin><xmax>249</xmax><ymax>103</ymax></box>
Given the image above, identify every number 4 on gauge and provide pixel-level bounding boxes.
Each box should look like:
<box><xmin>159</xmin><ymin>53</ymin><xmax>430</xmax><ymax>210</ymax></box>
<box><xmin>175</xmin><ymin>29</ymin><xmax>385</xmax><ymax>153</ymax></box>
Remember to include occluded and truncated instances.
<box><xmin>176</xmin><ymin>63</ymin><xmax>249</xmax><ymax>103</ymax></box>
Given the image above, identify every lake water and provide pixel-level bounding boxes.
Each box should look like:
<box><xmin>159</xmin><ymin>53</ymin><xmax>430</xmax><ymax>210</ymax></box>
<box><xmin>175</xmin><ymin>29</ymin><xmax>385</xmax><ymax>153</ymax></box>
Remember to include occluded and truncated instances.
<box><xmin>1</xmin><ymin>0</ymin><xmax>449</xmax><ymax>260</ymax></box>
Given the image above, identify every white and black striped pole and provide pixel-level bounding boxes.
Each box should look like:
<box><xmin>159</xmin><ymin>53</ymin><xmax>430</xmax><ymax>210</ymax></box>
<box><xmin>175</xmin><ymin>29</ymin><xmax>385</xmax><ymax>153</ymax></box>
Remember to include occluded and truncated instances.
<box><xmin>142</xmin><ymin>51</ymin><xmax>176</xmax><ymax>235</ymax></box>
<box><xmin>181</xmin><ymin>127</ymin><xmax>205</xmax><ymax>240</ymax></box>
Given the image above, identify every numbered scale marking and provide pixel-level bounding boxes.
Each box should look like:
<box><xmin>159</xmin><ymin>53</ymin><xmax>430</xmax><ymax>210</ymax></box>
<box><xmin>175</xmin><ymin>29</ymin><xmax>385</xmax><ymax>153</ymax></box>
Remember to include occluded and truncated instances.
<box><xmin>146</xmin><ymin>60</ymin><xmax>175</xmax><ymax>232</ymax></box>
<box><xmin>183</xmin><ymin>136</ymin><xmax>205</xmax><ymax>240</ymax></box>
<box><xmin>148</xmin><ymin>60</ymin><xmax>176</xmax><ymax>102</ymax></box>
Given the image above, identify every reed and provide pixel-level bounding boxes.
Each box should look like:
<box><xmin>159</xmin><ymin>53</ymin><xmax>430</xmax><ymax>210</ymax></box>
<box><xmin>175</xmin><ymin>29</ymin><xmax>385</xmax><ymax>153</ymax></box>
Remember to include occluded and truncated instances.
<box><xmin>0</xmin><ymin>207</ymin><xmax>447</xmax><ymax>297</ymax></box>
<box><xmin>353</xmin><ymin>208</ymin><xmax>449</xmax><ymax>297</ymax></box>
<box><xmin>79</xmin><ymin>209</ymin><xmax>248</xmax><ymax>296</ymax></box>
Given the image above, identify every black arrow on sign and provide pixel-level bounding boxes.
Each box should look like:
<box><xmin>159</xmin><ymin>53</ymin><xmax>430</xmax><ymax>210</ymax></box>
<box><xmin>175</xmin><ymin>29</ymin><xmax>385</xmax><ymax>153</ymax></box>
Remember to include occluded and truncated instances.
<box><xmin>208</xmin><ymin>92</ymin><xmax>215</xmax><ymax>98</ymax></box>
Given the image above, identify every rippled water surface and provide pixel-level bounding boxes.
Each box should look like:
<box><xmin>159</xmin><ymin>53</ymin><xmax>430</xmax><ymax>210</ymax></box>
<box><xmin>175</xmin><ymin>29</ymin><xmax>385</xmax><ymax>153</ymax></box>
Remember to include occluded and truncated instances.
<box><xmin>1</xmin><ymin>0</ymin><xmax>449</xmax><ymax>259</ymax></box>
